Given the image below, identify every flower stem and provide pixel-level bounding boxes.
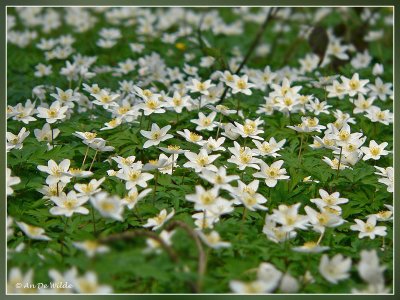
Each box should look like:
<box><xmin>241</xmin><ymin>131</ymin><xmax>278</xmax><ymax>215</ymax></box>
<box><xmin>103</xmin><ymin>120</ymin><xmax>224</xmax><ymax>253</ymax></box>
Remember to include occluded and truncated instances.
<box><xmin>317</xmin><ymin>230</ymin><xmax>324</xmax><ymax>245</ymax></box>
<box><xmin>81</xmin><ymin>145</ymin><xmax>90</xmax><ymax>169</ymax></box>
<box><xmin>215</xmin><ymin>113</ymin><xmax>223</xmax><ymax>139</ymax></box>
<box><xmin>88</xmin><ymin>150</ymin><xmax>98</xmax><ymax>171</ymax></box>
<box><xmin>171</xmin><ymin>154</ymin><xmax>175</xmax><ymax>174</ymax></box>
<box><xmin>202</xmin><ymin>209</ymin><xmax>207</xmax><ymax>229</ymax></box>
<box><xmin>336</xmin><ymin>146</ymin><xmax>343</xmax><ymax>178</ymax></box>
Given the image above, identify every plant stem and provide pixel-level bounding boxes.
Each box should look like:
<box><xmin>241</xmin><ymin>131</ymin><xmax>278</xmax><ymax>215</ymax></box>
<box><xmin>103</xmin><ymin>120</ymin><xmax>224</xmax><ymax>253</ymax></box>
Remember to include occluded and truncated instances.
<box><xmin>215</xmin><ymin>113</ymin><xmax>223</xmax><ymax>139</ymax></box>
<box><xmin>171</xmin><ymin>154</ymin><xmax>175</xmax><ymax>174</ymax></box>
<box><xmin>317</xmin><ymin>230</ymin><xmax>325</xmax><ymax>245</ymax></box>
<box><xmin>336</xmin><ymin>146</ymin><xmax>343</xmax><ymax>178</ymax></box>
<box><xmin>81</xmin><ymin>145</ymin><xmax>90</xmax><ymax>169</ymax></box>
<box><xmin>89</xmin><ymin>150</ymin><xmax>98</xmax><ymax>171</ymax></box>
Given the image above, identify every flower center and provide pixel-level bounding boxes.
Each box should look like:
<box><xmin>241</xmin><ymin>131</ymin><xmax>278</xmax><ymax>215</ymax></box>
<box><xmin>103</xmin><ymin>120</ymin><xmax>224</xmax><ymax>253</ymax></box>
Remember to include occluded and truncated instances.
<box><xmin>201</xmin><ymin>192</ymin><xmax>215</xmax><ymax>205</ymax></box>
<box><xmin>370</xmin><ymin>146</ymin><xmax>381</xmax><ymax>156</ymax></box>
<box><xmin>151</xmin><ymin>131</ymin><xmax>161</xmax><ymax>140</ymax></box>
<box><xmin>267</xmin><ymin>167</ymin><xmax>279</xmax><ymax>178</ymax></box>
<box><xmin>196</xmin><ymin>156</ymin><xmax>209</xmax><ymax>166</ymax></box>
<box><xmin>349</xmin><ymin>80</ymin><xmax>360</xmax><ymax>90</ymax></box>
<box><xmin>48</xmin><ymin>108</ymin><xmax>58</xmax><ymax>118</ymax></box>
<box><xmin>128</xmin><ymin>171</ymin><xmax>141</xmax><ymax>181</ymax></box>
<box><xmin>236</xmin><ymin>79</ymin><xmax>247</xmax><ymax>89</ymax></box>
<box><xmin>189</xmin><ymin>132</ymin><xmax>201</xmax><ymax>142</ymax></box>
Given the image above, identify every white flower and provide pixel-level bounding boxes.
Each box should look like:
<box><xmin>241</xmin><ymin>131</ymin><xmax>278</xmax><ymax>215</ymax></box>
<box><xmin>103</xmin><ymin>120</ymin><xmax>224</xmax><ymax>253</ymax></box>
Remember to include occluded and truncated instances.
<box><xmin>50</xmin><ymin>191</ymin><xmax>89</xmax><ymax>217</ymax></box>
<box><xmin>231</xmin><ymin>180</ymin><xmax>268</xmax><ymax>211</ymax></box>
<box><xmin>74</xmin><ymin>178</ymin><xmax>105</xmax><ymax>196</ymax></box>
<box><xmin>7</xmin><ymin>127</ymin><xmax>30</xmax><ymax>151</ymax></box>
<box><xmin>73</xmin><ymin>240</ymin><xmax>109</xmax><ymax>258</ymax></box>
<box><xmin>230</xmin><ymin>262</ymin><xmax>282</xmax><ymax>293</ymax></box>
<box><xmin>375</xmin><ymin>166</ymin><xmax>393</xmax><ymax>193</ymax></box>
<box><xmin>368</xmin><ymin>77</ymin><xmax>392</xmax><ymax>101</ymax></box>
<box><xmin>227</xmin><ymin>74</ymin><xmax>255</xmax><ymax>95</ymax></box>
<box><xmin>121</xmin><ymin>187</ymin><xmax>151</xmax><ymax>209</ymax></box>
<box><xmin>304</xmin><ymin>206</ymin><xmax>344</xmax><ymax>233</ymax></box>
<box><xmin>37</xmin><ymin>183</ymin><xmax>66</xmax><ymax>199</ymax></box>
<box><xmin>353</xmin><ymin>94</ymin><xmax>375</xmax><ymax>114</ymax></box>
<box><xmin>100</xmin><ymin>118</ymin><xmax>122</xmax><ymax>131</ymax></box>
<box><xmin>9</xmin><ymin>99</ymin><xmax>37</xmax><ymax>124</ymax></box>
<box><xmin>34</xmin><ymin>63</ymin><xmax>52</xmax><ymax>77</ymax></box>
<box><xmin>340</xmin><ymin>73</ymin><xmax>369</xmax><ymax>97</ymax></box>
<box><xmin>310</xmin><ymin>189</ymin><xmax>348</xmax><ymax>213</ymax></box>
<box><xmin>36</xmin><ymin>101</ymin><xmax>69</xmax><ymax>123</ymax></box>
<box><xmin>34</xmin><ymin>123</ymin><xmax>60</xmax><ymax>144</ymax></box>
<box><xmin>50</xmin><ymin>87</ymin><xmax>79</xmax><ymax>108</ymax></box>
<box><xmin>372</xmin><ymin>63</ymin><xmax>384</xmax><ymax>76</ymax></box>
<box><xmin>165</xmin><ymin>91</ymin><xmax>190</xmax><ymax>113</ymax></box>
<box><xmin>350</xmin><ymin>216</ymin><xmax>387</xmax><ymax>239</ymax></box>
<box><xmin>292</xmin><ymin>241</ymin><xmax>330</xmax><ymax>253</ymax></box>
<box><xmin>7</xmin><ymin>168</ymin><xmax>20</xmax><ymax>196</ymax></box>
<box><xmin>270</xmin><ymin>203</ymin><xmax>309</xmax><ymax>232</ymax></box>
<box><xmin>183</xmin><ymin>149</ymin><xmax>220</xmax><ymax>173</ymax></box>
<box><xmin>140</xmin><ymin>123</ymin><xmax>173</xmax><ymax>148</ymax></box>
<box><xmin>16</xmin><ymin>222</ymin><xmax>51</xmax><ymax>241</ymax></box>
<box><xmin>365</xmin><ymin>106</ymin><xmax>393</xmax><ymax>125</ymax></box>
<box><xmin>143</xmin><ymin>209</ymin><xmax>175</xmax><ymax>231</ymax></box>
<box><xmin>37</xmin><ymin>159</ymin><xmax>71</xmax><ymax>185</ymax></box>
<box><xmin>263</xmin><ymin>216</ymin><xmax>297</xmax><ymax>243</ymax></box>
<box><xmin>67</xmin><ymin>168</ymin><xmax>93</xmax><ymax>179</ymax></box>
<box><xmin>7</xmin><ymin>268</ymin><xmax>36</xmax><ymax>294</ymax></box>
<box><xmin>279</xmin><ymin>273</ymin><xmax>299</xmax><ymax>293</ymax></box>
<box><xmin>199</xmin><ymin>137</ymin><xmax>226</xmax><ymax>153</ymax></box>
<box><xmin>199</xmin><ymin>166</ymin><xmax>239</xmax><ymax>192</ymax></box>
<box><xmin>92</xmin><ymin>90</ymin><xmax>119</xmax><ymax>109</ymax></box>
<box><xmin>138</xmin><ymin>96</ymin><xmax>166</xmax><ymax>115</ymax></box>
<box><xmin>177</xmin><ymin>129</ymin><xmax>204</xmax><ymax>144</ymax></box>
<box><xmin>357</xmin><ymin>249</ymin><xmax>386</xmax><ymax>286</ymax></box>
<box><xmin>88</xmin><ymin>139</ymin><xmax>114</xmax><ymax>152</ymax></box>
<box><xmin>191</xmin><ymin>111</ymin><xmax>217</xmax><ymax>131</ymax></box>
<box><xmin>252</xmin><ymin>137</ymin><xmax>286</xmax><ymax>157</ymax></box>
<box><xmin>227</xmin><ymin>141</ymin><xmax>260</xmax><ymax>170</ymax></box>
<box><xmin>233</xmin><ymin>118</ymin><xmax>264</xmax><ymax>140</ymax></box>
<box><xmin>145</xmin><ymin>230</ymin><xmax>176</xmax><ymax>254</ymax></box>
<box><xmin>253</xmin><ymin>160</ymin><xmax>289</xmax><ymax>187</ymax></box>
<box><xmin>73</xmin><ymin>131</ymin><xmax>99</xmax><ymax>145</ymax></box>
<box><xmin>91</xmin><ymin>192</ymin><xmax>124</xmax><ymax>221</ymax></box>
<box><xmin>111</xmin><ymin>155</ymin><xmax>137</xmax><ymax>168</ymax></box>
<box><xmin>197</xmin><ymin>230</ymin><xmax>231</xmax><ymax>249</ymax></box>
<box><xmin>186</xmin><ymin>186</ymin><xmax>230</xmax><ymax>211</ymax></box>
<box><xmin>319</xmin><ymin>254</ymin><xmax>352</xmax><ymax>284</ymax></box>
<box><xmin>230</xmin><ymin>280</ymin><xmax>274</xmax><ymax>294</ymax></box>
<box><xmin>187</xmin><ymin>78</ymin><xmax>214</xmax><ymax>95</ymax></box>
<box><xmin>73</xmin><ymin>271</ymin><xmax>113</xmax><ymax>294</ymax></box>
<box><xmin>116</xmin><ymin>164</ymin><xmax>154</xmax><ymax>189</ymax></box>
<box><xmin>257</xmin><ymin>262</ymin><xmax>283</xmax><ymax>292</ymax></box>
<box><xmin>287</xmin><ymin>116</ymin><xmax>326</xmax><ymax>133</ymax></box>
<box><xmin>361</xmin><ymin>140</ymin><xmax>390</xmax><ymax>161</ymax></box>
